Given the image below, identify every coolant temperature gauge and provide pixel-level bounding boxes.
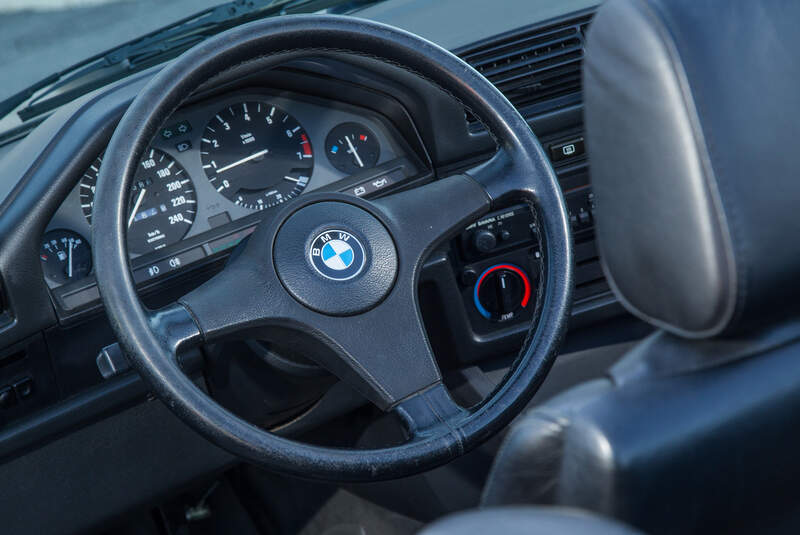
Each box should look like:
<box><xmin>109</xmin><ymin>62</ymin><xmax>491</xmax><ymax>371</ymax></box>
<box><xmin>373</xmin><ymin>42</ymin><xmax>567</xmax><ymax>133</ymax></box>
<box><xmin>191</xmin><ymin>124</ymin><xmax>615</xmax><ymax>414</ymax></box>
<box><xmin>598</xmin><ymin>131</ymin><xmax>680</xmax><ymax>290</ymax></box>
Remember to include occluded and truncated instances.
<box><xmin>325</xmin><ymin>122</ymin><xmax>380</xmax><ymax>175</ymax></box>
<box><xmin>40</xmin><ymin>229</ymin><xmax>92</xmax><ymax>285</ymax></box>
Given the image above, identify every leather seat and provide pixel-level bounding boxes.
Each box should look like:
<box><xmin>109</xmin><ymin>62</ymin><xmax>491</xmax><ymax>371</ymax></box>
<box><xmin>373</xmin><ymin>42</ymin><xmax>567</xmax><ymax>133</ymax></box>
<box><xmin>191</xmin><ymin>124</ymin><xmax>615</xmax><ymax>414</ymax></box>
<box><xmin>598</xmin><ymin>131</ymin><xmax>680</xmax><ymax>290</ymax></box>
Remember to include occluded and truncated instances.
<box><xmin>420</xmin><ymin>507</ymin><xmax>641</xmax><ymax>535</ymax></box>
<box><xmin>481</xmin><ymin>0</ymin><xmax>800</xmax><ymax>533</ymax></box>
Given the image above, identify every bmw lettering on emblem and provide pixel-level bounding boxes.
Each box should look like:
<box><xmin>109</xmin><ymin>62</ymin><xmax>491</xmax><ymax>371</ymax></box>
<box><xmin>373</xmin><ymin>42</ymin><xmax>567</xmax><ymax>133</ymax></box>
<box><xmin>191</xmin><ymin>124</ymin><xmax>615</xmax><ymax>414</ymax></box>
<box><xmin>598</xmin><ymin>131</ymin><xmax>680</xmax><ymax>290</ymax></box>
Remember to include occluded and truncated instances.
<box><xmin>309</xmin><ymin>230</ymin><xmax>366</xmax><ymax>281</ymax></box>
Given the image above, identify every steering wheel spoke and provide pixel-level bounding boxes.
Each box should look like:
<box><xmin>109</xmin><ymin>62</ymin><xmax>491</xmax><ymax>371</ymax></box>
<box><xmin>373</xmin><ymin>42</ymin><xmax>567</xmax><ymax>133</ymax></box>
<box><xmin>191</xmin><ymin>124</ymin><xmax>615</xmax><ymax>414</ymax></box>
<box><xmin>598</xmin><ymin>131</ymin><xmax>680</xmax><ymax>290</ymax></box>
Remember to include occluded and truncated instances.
<box><xmin>464</xmin><ymin>144</ymin><xmax>559</xmax><ymax>213</ymax></box>
<box><xmin>174</xmin><ymin>231</ymin><xmax>297</xmax><ymax>344</ymax></box>
<box><xmin>147</xmin><ymin>302</ymin><xmax>203</xmax><ymax>357</ymax></box>
<box><xmin>372</xmin><ymin>174</ymin><xmax>492</xmax><ymax>263</ymax></box>
<box><xmin>393</xmin><ymin>383</ymin><xmax>469</xmax><ymax>440</ymax></box>
<box><xmin>302</xmin><ymin>289</ymin><xmax>445</xmax><ymax>411</ymax></box>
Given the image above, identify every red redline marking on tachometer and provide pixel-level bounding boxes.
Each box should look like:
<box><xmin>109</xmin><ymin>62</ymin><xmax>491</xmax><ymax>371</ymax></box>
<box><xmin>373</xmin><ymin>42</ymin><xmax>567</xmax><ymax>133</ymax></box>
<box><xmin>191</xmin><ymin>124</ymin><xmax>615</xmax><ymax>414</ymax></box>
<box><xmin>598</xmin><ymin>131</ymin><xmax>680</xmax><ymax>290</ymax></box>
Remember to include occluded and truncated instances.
<box><xmin>301</xmin><ymin>134</ymin><xmax>312</xmax><ymax>155</ymax></box>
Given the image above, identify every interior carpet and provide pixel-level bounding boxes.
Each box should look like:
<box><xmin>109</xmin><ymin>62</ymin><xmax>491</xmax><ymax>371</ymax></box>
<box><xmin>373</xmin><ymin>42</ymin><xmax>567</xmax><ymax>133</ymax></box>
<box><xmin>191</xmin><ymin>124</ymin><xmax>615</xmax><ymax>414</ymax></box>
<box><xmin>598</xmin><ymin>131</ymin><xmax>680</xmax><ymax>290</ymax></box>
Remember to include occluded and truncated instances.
<box><xmin>298</xmin><ymin>489</ymin><xmax>422</xmax><ymax>535</ymax></box>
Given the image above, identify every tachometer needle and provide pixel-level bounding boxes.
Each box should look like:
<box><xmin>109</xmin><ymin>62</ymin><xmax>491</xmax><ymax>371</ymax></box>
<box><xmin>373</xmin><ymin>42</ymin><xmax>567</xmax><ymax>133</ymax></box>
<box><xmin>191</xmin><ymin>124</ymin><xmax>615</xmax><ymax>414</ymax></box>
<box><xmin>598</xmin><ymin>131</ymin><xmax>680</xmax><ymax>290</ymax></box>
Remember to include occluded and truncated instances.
<box><xmin>128</xmin><ymin>188</ymin><xmax>146</xmax><ymax>228</ymax></box>
<box><xmin>345</xmin><ymin>136</ymin><xmax>364</xmax><ymax>168</ymax></box>
<box><xmin>216</xmin><ymin>149</ymin><xmax>269</xmax><ymax>173</ymax></box>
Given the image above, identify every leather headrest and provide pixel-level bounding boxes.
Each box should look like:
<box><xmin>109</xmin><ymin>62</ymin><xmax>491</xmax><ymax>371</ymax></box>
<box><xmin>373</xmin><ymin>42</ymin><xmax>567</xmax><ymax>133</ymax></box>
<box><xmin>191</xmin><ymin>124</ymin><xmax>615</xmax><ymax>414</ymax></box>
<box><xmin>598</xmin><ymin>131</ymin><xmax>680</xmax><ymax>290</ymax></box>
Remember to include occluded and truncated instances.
<box><xmin>584</xmin><ymin>0</ymin><xmax>800</xmax><ymax>338</ymax></box>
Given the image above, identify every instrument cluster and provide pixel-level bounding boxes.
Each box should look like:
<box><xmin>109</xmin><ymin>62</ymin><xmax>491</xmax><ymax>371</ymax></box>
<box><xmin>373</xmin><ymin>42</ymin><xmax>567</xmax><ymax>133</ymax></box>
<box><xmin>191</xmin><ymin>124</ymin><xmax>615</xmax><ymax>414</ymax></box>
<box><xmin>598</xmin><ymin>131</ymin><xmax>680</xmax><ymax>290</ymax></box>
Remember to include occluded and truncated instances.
<box><xmin>43</xmin><ymin>90</ymin><xmax>409</xmax><ymax>289</ymax></box>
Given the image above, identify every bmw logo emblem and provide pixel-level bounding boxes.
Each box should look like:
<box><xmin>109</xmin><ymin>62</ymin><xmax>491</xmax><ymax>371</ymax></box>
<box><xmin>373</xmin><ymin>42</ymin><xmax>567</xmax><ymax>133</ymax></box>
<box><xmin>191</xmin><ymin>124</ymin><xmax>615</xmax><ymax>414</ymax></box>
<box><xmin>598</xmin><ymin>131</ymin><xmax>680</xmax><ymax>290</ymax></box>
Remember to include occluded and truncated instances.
<box><xmin>309</xmin><ymin>229</ymin><xmax>366</xmax><ymax>281</ymax></box>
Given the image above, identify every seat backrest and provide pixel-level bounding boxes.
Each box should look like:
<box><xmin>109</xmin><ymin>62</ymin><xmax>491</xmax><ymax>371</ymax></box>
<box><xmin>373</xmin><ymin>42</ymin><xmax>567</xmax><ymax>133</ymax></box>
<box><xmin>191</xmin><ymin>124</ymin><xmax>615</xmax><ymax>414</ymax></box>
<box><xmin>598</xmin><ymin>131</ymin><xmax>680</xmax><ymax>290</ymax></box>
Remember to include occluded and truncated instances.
<box><xmin>585</xmin><ymin>0</ymin><xmax>800</xmax><ymax>338</ymax></box>
<box><xmin>483</xmin><ymin>0</ymin><xmax>800</xmax><ymax>532</ymax></box>
<box><xmin>484</xmin><ymin>324</ymin><xmax>800</xmax><ymax>533</ymax></box>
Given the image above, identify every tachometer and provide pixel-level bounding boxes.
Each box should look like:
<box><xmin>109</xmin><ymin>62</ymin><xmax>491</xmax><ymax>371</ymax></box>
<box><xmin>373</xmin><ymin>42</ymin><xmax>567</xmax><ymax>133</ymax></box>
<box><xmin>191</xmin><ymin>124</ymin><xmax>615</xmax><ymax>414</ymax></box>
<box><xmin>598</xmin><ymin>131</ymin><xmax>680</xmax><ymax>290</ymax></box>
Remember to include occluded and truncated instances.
<box><xmin>200</xmin><ymin>101</ymin><xmax>313</xmax><ymax>210</ymax></box>
<box><xmin>79</xmin><ymin>149</ymin><xmax>197</xmax><ymax>255</ymax></box>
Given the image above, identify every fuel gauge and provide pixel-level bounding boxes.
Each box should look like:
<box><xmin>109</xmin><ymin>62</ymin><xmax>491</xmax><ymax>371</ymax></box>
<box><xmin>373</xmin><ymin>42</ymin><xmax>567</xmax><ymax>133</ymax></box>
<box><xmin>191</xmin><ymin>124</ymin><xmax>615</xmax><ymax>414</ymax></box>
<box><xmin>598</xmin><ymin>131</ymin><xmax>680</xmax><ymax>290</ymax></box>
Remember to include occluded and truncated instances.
<box><xmin>325</xmin><ymin>122</ymin><xmax>380</xmax><ymax>175</ymax></box>
<box><xmin>40</xmin><ymin>229</ymin><xmax>92</xmax><ymax>285</ymax></box>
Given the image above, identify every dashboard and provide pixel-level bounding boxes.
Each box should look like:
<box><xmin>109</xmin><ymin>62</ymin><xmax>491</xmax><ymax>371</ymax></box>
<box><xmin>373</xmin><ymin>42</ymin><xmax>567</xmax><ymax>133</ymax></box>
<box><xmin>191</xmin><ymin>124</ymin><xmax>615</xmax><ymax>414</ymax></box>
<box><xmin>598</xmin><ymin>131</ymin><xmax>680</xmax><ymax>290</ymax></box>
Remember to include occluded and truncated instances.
<box><xmin>0</xmin><ymin>2</ymin><xmax>669</xmax><ymax>531</ymax></box>
<box><xmin>0</xmin><ymin>1</ymin><xmax>639</xmax><ymax>418</ymax></box>
<box><xmin>42</xmin><ymin>88</ymin><xmax>420</xmax><ymax>315</ymax></box>
<box><xmin>0</xmin><ymin>1</ymin><xmax>634</xmax><ymax>402</ymax></box>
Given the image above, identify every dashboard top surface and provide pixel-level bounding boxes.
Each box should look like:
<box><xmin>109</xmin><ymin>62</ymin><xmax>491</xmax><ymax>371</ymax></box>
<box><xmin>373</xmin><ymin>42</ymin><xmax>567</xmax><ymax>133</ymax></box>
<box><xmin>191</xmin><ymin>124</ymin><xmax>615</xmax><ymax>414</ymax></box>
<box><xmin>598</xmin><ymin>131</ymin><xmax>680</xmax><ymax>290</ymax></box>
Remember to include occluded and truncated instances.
<box><xmin>355</xmin><ymin>0</ymin><xmax>599</xmax><ymax>50</ymax></box>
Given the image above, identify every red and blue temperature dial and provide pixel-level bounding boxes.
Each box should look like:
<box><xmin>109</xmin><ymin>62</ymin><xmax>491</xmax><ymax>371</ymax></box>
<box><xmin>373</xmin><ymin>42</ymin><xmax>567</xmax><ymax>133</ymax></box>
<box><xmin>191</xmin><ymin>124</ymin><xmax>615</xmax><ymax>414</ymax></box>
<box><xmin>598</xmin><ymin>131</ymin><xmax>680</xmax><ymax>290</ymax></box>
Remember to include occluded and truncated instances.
<box><xmin>473</xmin><ymin>263</ymin><xmax>531</xmax><ymax>321</ymax></box>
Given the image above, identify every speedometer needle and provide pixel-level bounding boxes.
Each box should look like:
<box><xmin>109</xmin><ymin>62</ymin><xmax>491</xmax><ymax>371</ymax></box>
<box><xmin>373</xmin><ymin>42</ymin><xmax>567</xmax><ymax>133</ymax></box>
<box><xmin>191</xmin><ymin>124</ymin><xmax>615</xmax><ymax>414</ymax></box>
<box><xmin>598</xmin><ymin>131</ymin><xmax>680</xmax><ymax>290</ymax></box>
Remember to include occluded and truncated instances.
<box><xmin>128</xmin><ymin>188</ymin><xmax>146</xmax><ymax>228</ymax></box>
<box><xmin>216</xmin><ymin>149</ymin><xmax>269</xmax><ymax>173</ymax></box>
<box><xmin>345</xmin><ymin>136</ymin><xmax>364</xmax><ymax>168</ymax></box>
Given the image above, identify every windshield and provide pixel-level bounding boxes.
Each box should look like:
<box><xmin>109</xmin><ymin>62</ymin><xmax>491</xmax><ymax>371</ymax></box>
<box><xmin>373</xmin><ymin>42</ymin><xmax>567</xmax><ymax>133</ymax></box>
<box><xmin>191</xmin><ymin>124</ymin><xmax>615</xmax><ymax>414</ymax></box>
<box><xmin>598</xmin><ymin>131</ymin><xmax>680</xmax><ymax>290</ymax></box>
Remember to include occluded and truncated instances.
<box><xmin>0</xmin><ymin>0</ymin><xmax>234</xmax><ymax>102</ymax></box>
<box><xmin>0</xmin><ymin>0</ymin><xmax>368</xmax><ymax>107</ymax></box>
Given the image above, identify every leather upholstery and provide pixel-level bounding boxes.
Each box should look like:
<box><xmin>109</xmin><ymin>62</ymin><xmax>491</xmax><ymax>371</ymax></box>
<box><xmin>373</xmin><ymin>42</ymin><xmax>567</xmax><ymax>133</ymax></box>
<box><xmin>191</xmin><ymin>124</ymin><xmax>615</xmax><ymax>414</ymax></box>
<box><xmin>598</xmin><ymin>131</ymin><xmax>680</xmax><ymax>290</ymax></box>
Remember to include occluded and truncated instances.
<box><xmin>420</xmin><ymin>507</ymin><xmax>641</xmax><ymax>535</ymax></box>
<box><xmin>585</xmin><ymin>0</ymin><xmax>800</xmax><ymax>338</ymax></box>
<box><xmin>483</xmin><ymin>323</ymin><xmax>800</xmax><ymax>534</ymax></box>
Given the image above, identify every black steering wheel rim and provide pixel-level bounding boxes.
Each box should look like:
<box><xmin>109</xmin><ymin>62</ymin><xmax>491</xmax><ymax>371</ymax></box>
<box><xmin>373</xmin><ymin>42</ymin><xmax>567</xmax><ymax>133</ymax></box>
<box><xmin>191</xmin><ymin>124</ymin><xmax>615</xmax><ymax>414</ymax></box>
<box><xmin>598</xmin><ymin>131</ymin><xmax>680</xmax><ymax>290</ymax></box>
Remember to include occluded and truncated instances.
<box><xmin>93</xmin><ymin>14</ymin><xmax>573</xmax><ymax>482</ymax></box>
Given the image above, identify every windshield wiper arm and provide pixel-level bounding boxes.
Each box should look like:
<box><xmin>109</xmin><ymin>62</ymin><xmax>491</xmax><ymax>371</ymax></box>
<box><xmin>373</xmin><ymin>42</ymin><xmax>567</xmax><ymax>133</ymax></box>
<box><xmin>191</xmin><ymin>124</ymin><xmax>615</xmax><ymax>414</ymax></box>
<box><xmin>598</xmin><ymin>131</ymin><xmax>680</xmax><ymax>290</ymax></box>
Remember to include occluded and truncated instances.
<box><xmin>1</xmin><ymin>0</ymin><xmax>378</xmax><ymax>123</ymax></box>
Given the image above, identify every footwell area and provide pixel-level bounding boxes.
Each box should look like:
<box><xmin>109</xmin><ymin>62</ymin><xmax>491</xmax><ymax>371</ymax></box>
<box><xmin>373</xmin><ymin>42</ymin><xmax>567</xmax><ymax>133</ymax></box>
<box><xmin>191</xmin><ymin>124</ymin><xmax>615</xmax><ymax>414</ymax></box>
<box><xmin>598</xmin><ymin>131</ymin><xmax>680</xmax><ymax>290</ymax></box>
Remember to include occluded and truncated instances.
<box><xmin>105</xmin><ymin>467</ymin><xmax>421</xmax><ymax>535</ymax></box>
<box><xmin>298</xmin><ymin>490</ymin><xmax>421</xmax><ymax>535</ymax></box>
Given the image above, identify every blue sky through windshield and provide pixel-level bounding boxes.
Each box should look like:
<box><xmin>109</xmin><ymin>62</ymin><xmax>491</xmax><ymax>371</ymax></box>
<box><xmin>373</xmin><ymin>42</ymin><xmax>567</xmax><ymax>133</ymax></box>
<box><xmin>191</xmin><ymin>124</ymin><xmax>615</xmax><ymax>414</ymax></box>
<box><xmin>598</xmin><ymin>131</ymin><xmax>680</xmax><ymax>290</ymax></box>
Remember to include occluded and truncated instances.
<box><xmin>0</xmin><ymin>0</ymin><xmax>223</xmax><ymax>101</ymax></box>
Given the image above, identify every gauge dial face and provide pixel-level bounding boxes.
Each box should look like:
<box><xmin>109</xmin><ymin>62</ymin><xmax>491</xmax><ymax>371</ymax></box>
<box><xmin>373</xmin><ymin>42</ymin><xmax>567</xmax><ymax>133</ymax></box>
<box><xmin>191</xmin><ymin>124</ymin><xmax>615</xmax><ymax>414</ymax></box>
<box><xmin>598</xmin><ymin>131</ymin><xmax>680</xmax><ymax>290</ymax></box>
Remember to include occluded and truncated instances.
<box><xmin>79</xmin><ymin>150</ymin><xmax>197</xmax><ymax>255</ymax></box>
<box><xmin>325</xmin><ymin>122</ymin><xmax>380</xmax><ymax>175</ymax></box>
<box><xmin>41</xmin><ymin>229</ymin><xmax>92</xmax><ymax>285</ymax></box>
<box><xmin>200</xmin><ymin>101</ymin><xmax>314</xmax><ymax>210</ymax></box>
<box><xmin>79</xmin><ymin>156</ymin><xmax>101</xmax><ymax>224</ymax></box>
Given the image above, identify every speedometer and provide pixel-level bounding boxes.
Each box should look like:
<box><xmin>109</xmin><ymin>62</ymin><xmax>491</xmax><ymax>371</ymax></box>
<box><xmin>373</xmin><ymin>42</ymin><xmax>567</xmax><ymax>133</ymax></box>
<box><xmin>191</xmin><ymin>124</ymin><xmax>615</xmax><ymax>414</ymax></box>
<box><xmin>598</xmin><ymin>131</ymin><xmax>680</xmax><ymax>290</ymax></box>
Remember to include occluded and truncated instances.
<box><xmin>200</xmin><ymin>101</ymin><xmax>314</xmax><ymax>210</ymax></box>
<box><xmin>80</xmin><ymin>149</ymin><xmax>197</xmax><ymax>255</ymax></box>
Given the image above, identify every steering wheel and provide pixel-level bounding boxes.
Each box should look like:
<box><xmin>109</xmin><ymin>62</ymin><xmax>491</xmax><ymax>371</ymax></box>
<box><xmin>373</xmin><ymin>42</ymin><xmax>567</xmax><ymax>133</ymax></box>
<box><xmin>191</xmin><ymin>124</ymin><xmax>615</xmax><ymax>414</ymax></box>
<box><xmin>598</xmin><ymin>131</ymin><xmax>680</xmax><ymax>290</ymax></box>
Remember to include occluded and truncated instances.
<box><xmin>93</xmin><ymin>15</ymin><xmax>572</xmax><ymax>482</ymax></box>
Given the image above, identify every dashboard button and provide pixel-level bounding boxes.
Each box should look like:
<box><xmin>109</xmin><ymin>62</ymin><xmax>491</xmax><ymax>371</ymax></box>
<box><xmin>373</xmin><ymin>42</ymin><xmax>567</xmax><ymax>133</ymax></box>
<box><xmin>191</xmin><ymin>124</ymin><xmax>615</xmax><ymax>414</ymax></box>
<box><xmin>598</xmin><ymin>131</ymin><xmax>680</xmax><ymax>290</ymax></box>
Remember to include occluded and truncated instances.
<box><xmin>460</xmin><ymin>268</ymin><xmax>478</xmax><ymax>286</ymax></box>
<box><xmin>549</xmin><ymin>137</ymin><xmax>585</xmax><ymax>162</ymax></box>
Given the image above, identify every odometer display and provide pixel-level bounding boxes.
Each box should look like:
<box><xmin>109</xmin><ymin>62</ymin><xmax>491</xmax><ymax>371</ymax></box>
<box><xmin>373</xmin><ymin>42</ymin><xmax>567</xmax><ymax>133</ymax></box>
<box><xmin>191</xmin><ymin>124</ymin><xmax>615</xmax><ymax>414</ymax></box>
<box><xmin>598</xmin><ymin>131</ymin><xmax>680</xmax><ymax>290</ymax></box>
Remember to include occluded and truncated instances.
<box><xmin>201</xmin><ymin>101</ymin><xmax>314</xmax><ymax>210</ymax></box>
<box><xmin>79</xmin><ymin>149</ymin><xmax>197</xmax><ymax>255</ymax></box>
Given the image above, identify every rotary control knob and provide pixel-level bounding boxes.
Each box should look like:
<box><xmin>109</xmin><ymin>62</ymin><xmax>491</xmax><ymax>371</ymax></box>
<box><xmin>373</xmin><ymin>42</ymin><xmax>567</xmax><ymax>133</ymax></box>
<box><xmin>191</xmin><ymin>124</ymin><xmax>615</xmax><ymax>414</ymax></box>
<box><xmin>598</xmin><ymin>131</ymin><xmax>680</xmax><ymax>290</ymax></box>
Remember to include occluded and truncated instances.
<box><xmin>473</xmin><ymin>229</ymin><xmax>497</xmax><ymax>253</ymax></box>
<box><xmin>473</xmin><ymin>264</ymin><xmax>531</xmax><ymax>321</ymax></box>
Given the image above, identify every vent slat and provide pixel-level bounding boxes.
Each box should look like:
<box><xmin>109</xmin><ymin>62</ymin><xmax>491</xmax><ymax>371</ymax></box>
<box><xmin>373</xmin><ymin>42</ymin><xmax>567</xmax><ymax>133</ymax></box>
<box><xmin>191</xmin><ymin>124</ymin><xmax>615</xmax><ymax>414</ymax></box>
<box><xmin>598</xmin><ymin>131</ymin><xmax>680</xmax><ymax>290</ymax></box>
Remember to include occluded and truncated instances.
<box><xmin>476</xmin><ymin>40</ymin><xmax>582</xmax><ymax>80</ymax></box>
<box><xmin>489</xmin><ymin>52</ymin><xmax>583</xmax><ymax>88</ymax></box>
<box><xmin>458</xmin><ymin>12</ymin><xmax>593</xmax><ymax>126</ymax></box>
<box><xmin>466</xmin><ymin>33</ymin><xmax>580</xmax><ymax>71</ymax></box>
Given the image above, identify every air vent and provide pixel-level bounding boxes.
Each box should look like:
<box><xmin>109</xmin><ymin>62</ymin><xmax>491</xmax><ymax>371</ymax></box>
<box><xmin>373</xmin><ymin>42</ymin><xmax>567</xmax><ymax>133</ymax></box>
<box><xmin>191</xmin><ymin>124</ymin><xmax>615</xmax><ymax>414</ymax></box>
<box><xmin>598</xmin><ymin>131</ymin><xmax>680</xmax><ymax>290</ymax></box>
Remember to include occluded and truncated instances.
<box><xmin>458</xmin><ymin>12</ymin><xmax>594</xmax><ymax>129</ymax></box>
